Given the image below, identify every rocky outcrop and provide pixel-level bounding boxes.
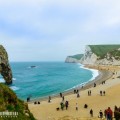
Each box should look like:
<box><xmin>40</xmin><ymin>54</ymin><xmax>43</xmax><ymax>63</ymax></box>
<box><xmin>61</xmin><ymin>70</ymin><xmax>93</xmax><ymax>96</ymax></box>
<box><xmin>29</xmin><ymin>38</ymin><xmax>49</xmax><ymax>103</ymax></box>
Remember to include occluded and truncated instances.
<box><xmin>0</xmin><ymin>45</ymin><xmax>12</xmax><ymax>84</ymax></box>
<box><xmin>65</xmin><ymin>54</ymin><xmax>83</xmax><ymax>63</ymax></box>
<box><xmin>65</xmin><ymin>56</ymin><xmax>80</xmax><ymax>63</ymax></box>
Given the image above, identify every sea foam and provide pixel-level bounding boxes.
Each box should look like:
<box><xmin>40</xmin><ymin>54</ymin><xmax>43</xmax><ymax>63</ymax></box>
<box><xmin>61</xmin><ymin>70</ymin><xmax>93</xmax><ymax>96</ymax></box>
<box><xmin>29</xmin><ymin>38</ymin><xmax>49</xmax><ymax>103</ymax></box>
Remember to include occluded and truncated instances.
<box><xmin>79</xmin><ymin>64</ymin><xmax>99</xmax><ymax>81</ymax></box>
<box><xmin>10</xmin><ymin>86</ymin><xmax>19</xmax><ymax>91</ymax></box>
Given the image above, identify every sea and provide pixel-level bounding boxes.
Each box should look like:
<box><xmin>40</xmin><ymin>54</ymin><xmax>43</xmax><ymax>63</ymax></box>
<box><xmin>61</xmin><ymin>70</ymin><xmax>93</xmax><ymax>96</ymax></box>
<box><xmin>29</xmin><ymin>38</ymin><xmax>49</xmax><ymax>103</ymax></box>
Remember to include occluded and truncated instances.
<box><xmin>0</xmin><ymin>62</ymin><xmax>98</xmax><ymax>100</ymax></box>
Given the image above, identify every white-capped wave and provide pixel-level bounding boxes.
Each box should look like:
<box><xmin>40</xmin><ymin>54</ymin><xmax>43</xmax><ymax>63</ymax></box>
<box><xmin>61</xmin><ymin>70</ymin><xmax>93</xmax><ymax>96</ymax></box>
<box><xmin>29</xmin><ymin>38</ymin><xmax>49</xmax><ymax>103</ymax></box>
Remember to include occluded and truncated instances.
<box><xmin>0</xmin><ymin>78</ymin><xmax>5</xmax><ymax>83</ymax></box>
<box><xmin>79</xmin><ymin>64</ymin><xmax>99</xmax><ymax>81</ymax></box>
<box><xmin>10</xmin><ymin>86</ymin><xmax>19</xmax><ymax>91</ymax></box>
<box><xmin>12</xmin><ymin>78</ymin><xmax>16</xmax><ymax>81</ymax></box>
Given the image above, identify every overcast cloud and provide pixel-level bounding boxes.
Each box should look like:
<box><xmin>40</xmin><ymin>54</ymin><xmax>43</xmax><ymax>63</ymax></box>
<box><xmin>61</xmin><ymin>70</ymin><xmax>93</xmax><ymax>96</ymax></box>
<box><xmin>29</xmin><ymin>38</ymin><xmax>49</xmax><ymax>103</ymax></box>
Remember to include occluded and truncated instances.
<box><xmin>0</xmin><ymin>0</ymin><xmax>120</xmax><ymax>61</ymax></box>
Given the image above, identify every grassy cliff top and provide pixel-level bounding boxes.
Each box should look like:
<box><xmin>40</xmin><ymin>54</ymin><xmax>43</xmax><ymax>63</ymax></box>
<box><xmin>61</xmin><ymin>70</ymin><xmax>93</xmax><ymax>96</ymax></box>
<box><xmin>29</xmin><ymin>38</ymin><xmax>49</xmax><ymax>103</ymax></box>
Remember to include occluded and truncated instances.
<box><xmin>69</xmin><ymin>54</ymin><xmax>83</xmax><ymax>60</ymax></box>
<box><xmin>0</xmin><ymin>83</ymin><xmax>35</xmax><ymax>120</ymax></box>
<box><xmin>89</xmin><ymin>45</ymin><xmax>120</xmax><ymax>59</ymax></box>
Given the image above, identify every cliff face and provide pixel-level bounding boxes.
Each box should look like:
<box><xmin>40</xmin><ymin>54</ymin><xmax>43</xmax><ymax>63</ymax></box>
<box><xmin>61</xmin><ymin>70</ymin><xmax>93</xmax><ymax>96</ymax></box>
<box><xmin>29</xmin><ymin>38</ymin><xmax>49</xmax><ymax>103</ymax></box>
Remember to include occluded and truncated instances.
<box><xmin>0</xmin><ymin>45</ymin><xmax>12</xmax><ymax>84</ymax></box>
<box><xmin>65</xmin><ymin>54</ymin><xmax>83</xmax><ymax>63</ymax></box>
<box><xmin>81</xmin><ymin>45</ymin><xmax>120</xmax><ymax>65</ymax></box>
<box><xmin>66</xmin><ymin>45</ymin><xmax>120</xmax><ymax>65</ymax></box>
<box><xmin>65</xmin><ymin>56</ymin><xmax>80</xmax><ymax>63</ymax></box>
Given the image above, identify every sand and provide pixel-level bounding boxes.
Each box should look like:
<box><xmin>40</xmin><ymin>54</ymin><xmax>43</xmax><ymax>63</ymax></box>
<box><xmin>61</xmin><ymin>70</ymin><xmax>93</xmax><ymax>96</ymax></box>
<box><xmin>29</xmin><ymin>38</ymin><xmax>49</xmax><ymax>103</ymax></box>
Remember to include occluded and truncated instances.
<box><xmin>28</xmin><ymin>65</ymin><xmax>120</xmax><ymax>120</ymax></box>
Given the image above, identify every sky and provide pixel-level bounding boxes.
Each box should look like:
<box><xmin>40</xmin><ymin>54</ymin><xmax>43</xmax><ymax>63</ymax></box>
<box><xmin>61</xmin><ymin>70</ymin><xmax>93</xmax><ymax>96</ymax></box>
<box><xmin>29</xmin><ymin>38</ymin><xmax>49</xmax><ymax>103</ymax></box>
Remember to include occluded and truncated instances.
<box><xmin>0</xmin><ymin>0</ymin><xmax>120</xmax><ymax>62</ymax></box>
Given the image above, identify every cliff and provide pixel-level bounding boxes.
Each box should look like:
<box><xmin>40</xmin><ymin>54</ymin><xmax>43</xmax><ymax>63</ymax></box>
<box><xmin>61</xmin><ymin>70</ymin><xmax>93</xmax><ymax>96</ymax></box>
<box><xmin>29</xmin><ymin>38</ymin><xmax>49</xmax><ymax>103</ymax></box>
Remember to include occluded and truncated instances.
<box><xmin>0</xmin><ymin>45</ymin><xmax>36</xmax><ymax>120</ymax></box>
<box><xmin>65</xmin><ymin>54</ymin><xmax>83</xmax><ymax>63</ymax></box>
<box><xmin>0</xmin><ymin>45</ymin><xmax>12</xmax><ymax>84</ymax></box>
<box><xmin>66</xmin><ymin>45</ymin><xmax>120</xmax><ymax>65</ymax></box>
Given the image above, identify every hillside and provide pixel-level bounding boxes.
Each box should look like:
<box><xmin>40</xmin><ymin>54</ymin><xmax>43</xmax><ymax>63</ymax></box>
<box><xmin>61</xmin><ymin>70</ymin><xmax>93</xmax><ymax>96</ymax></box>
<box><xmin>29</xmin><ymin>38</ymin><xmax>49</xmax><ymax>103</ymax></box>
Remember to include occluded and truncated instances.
<box><xmin>68</xmin><ymin>54</ymin><xmax>84</xmax><ymax>60</ymax></box>
<box><xmin>0</xmin><ymin>83</ymin><xmax>35</xmax><ymax>120</ymax></box>
<box><xmin>0</xmin><ymin>45</ymin><xmax>36</xmax><ymax>120</ymax></box>
<box><xmin>89</xmin><ymin>45</ymin><xmax>120</xmax><ymax>59</ymax></box>
<box><xmin>65</xmin><ymin>54</ymin><xmax>83</xmax><ymax>63</ymax></box>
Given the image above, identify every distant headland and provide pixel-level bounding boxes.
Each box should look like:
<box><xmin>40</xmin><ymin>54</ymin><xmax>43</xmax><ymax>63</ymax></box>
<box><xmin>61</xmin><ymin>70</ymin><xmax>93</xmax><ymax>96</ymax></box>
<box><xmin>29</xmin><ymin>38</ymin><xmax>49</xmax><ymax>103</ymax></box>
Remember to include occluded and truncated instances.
<box><xmin>65</xmin><ymin>45</ymin><xmax>120</xmax><ymax>65</ymax></box>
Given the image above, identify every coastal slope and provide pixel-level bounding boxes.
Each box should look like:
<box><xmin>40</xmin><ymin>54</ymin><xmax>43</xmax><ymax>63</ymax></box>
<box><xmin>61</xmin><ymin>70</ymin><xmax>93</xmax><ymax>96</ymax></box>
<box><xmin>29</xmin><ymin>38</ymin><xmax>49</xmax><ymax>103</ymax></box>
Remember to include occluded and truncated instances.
<box><xmin>65</xmin><ymin>45</ymin><xmax>120</xmax><ymax>65</ymax></box>
<box><xmin>0</xmin><ymin>45</ymin><xmax>36</xmax><ymax>120</ymax></box>
<box><xmin>65</xmin><ymin>54</ymin><xmax>83</xmax><ymax>63</ymax></box>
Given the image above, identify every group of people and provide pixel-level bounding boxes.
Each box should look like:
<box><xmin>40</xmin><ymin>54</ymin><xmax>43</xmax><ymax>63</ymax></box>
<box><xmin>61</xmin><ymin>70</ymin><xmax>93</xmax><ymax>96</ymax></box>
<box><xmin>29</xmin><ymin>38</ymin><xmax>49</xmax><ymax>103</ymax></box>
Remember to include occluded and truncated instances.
<box><xmin>88</xmin><ymin>90</ymin><xmax>91</xmax><ymax>96</ymax></box>
<box><xmin>90</xmin><ymin>107</ymin><xmax>113</xmax><ymax>120</ymax></box>
<box><xmin>100</xmin><ymin>90</ymin><xmax>106</xmax><ymax>96</ymax></box>
<box><xmin>60</xmin><ymin>101</ymin><xmax>69</xmax><ymax>110</ymax></box>
<box><xmin>34</xmin><ymin>101</ymin><xmax>40</xmax><ymax>104</ymax></box>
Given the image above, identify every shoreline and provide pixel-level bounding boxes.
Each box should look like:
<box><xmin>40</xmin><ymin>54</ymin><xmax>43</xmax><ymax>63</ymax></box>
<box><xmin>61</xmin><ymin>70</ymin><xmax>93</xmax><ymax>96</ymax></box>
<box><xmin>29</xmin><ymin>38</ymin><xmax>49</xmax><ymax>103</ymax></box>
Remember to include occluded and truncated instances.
<box><xmin>28</xmin><ymin>65</ymin><xmax>120</xmax><ymax>120</ymax></box>
<box><xmin>28</xmin><ymin>64</ymin><xmax>113</xmax><ymax>103</ymax></box>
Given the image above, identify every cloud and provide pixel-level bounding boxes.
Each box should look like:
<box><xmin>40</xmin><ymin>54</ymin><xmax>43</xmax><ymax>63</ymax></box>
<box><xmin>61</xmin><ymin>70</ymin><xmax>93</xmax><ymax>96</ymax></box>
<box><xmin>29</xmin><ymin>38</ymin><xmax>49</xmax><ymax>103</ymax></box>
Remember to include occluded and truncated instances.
<box><xmin>0</xmin><ymin>0</ymin><xmax>120</xmax><ymax>61</ymax></box>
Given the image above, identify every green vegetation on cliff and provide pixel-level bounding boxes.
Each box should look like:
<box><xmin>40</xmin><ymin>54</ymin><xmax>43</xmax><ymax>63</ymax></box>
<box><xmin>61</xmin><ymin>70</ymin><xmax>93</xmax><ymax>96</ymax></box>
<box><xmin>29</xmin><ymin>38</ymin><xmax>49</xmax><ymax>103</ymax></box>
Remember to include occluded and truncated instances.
<box><xmin>89</xmin><ymin>45</ymin><xmax>120</xmax><ymax>59</ymax></box>
<box><xmin>69</xmin><ymin>54</ymin><xmax>83</xmax><ymax>60</ymax></box>
<box><xmin>0</xmin><ymin>45</ymin><xmax>12</xmax><ymax>85</ymax></box>
<box><xmin>0</xmin><ymin>83</ymin><xmax>35</xmax><ymax>120</ymax></box>
<box><xmin>0</xmin><ymin>45</ymin><xmax>36</xmax><ymax>120</ymax></box>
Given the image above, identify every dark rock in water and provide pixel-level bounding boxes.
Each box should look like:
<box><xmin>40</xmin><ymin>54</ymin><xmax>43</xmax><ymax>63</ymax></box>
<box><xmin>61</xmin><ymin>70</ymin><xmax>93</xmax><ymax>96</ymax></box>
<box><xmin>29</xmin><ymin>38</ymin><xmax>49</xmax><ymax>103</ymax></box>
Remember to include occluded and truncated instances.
<box><xmin>30</xmin><ymin>66</ymin><xmax>36</xmax><ymax>68</ymax></box>
<box><xmin>0</xmin><ymin>45</ymin><xmax>12</xmax><ymax>85</ymax></box>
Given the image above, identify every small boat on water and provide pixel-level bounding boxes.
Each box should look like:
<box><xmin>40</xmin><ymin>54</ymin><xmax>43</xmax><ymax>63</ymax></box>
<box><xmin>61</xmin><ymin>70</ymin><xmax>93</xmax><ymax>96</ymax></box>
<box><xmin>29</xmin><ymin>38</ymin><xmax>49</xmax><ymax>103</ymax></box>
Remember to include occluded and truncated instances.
<box><xmin>30</xmin><ymin>66</ymin><xmax>36</xmax><ymax>68</ymax></box>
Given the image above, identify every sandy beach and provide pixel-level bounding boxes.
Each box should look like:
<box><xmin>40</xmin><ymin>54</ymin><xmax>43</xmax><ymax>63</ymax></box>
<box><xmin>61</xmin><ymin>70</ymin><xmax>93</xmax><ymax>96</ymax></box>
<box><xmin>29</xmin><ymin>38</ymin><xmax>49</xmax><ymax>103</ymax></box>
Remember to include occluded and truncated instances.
<box><xmin>28</xmin><ymin>65</ymin><xmax>120</xmax><ymax>120</ymax></box>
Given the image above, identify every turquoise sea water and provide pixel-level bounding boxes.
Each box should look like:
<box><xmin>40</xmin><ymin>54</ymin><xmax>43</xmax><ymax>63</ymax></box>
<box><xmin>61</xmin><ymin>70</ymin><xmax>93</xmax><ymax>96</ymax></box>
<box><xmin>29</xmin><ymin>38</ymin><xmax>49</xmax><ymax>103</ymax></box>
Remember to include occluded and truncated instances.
<box><xmin>0</xmin><ymin>62</ymin><xmax>98</xmax><ymax>100</ymax></box>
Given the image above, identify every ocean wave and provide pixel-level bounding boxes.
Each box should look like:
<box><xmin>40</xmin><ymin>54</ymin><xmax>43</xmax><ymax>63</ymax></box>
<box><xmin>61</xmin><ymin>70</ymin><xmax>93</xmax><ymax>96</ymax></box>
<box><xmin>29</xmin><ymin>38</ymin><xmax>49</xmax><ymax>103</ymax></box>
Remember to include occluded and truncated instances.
<box><xmin>12</xmin><ymin>78</ymin><xmax>16</xmax><ymax>81</ymax></box>
<box><xmin>10</xmin><ymin>86</ymin><xmax>20</xmax><ymax>91</ymax></box>
<box><xmin>64</xmin><ymin>81</ymin><xmax>88</xmax><ymax>92</ymax></box>
<box><xmin>79</xmin><ymin>64</ymin><xmax>99</xmax><ymax>81</ymax></box>
<box><xmin>0</xmin><ymin>78</ymin><xmax>5</xmax><ymax>83</ymax></box>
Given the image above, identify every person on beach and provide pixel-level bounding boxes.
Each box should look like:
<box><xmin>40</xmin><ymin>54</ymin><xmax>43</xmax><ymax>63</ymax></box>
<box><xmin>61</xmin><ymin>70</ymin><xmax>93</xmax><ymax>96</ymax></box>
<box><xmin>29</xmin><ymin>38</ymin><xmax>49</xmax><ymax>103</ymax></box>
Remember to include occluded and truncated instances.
<box><xmin>104</xmin><ymin>109</ymin><xmax>107</xmax><ymax>118</ymax></box>
<box><xmin>106</xmin><ymin>107</ymin><xmax>113</xmax><ymax>120</ymax></box>
<box><xmin>65</xmin><ymin>101</ymin><xmax>69</xmax><ymax>110</ymax></box>
<box><xmin>88</xmin><ymin>91</ymin><xmax>89</xmax><ymax>96</ymax></box>
<box><xmin>76</xmin><ymin>103</ymin><xmax>78</xmax><ymax>111</ymax></box>
<box><xmin>34</xmin><ymin>101</ymin><xmax>37</xmax><ymax>104</ymax></box>
<box><xmin>60</xmin><ymin>93</ymin><xmax>62</xmax><ymax>97</ymax></box>
<box><xmin>76</xmin><ymin>89</ymin><xmax>79</xmax><ymax>94</ymax></box>
<box><xmin>89</xmin><ymin>90</ymin><xmax>91</xmax><ymax>96</ymax></box>
<box><xmin>100</xmin><ymin>91</ymin><xmax>102</xmax><ymax>96</ymax></box>
<box><xmin>94</xmin><ymin>83</ymin><xmax>96</xmax><ymax>87</ymax></box>
<box><xmin>74</xmin><ymin>89</ymin><xmax>76</xmax><ymax>94</ymax></box>
<box><xmin>48</xmin><ymin>96</ymin><xmax>51</xmax><ymax>103</ymax></box>
<box><xmin>99</xmin><ymin>110</ymin><xmax>103</xmax><ymax>118</ymax></box>
<box><xmin>60</xmin><ymin>102</ymin><xmax>64</xmax><ymax>110</ymax></box>
<box><xmin>103</xmin><ymin>91</ymin><xmax>106</xmax><ymax>96</ymax></box>
<box><xmin>90</xmin><ymin>109</ymin><xmax>93</xmax><ymax>117</ymax></box>
<box><xmin>62</xmin><ymin>96</ymin><xmax>64</xmax><ymax>101</ymax></box>
<box><xmin>84</xmin><ymin>104</ymin><xmax>88</xmax><ymax>108</ymax></box>
<box><xmin>77</xmin><ymin>93</ymin><xmax>80</xmax><ymax>98</ymax></box>
<box><xmin>27</xmin><ymin>97</ymin><xmax>30</xmax><ymax>102</ymax></box>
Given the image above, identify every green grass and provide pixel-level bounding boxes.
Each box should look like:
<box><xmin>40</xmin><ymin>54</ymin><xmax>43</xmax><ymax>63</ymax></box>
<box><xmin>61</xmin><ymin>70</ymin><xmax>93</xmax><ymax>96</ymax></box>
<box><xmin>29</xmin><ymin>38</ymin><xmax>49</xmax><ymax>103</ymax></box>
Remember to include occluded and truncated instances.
<box><xmin>69</xmin><ymin>54</ymin><xmax>83</xmax><ymax>60</ymax></box>
<box><xmin>0</xmin><ymin>83</ymin><xmax>36</xmax><ymax>120</ymax></box>
<box><xmin>89</xmin><ymin>45</ymin><xmax>120</xmax><ymax>59</ymax></box>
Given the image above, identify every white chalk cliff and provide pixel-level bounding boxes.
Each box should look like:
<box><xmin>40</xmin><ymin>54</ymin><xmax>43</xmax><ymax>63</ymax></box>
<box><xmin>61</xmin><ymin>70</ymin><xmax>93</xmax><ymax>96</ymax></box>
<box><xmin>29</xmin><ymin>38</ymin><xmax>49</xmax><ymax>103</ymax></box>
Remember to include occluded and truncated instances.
<box><xmin>66</xmin><ymin>45</ymin><xmax>120</xmax><ymax>65</ymax></box>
